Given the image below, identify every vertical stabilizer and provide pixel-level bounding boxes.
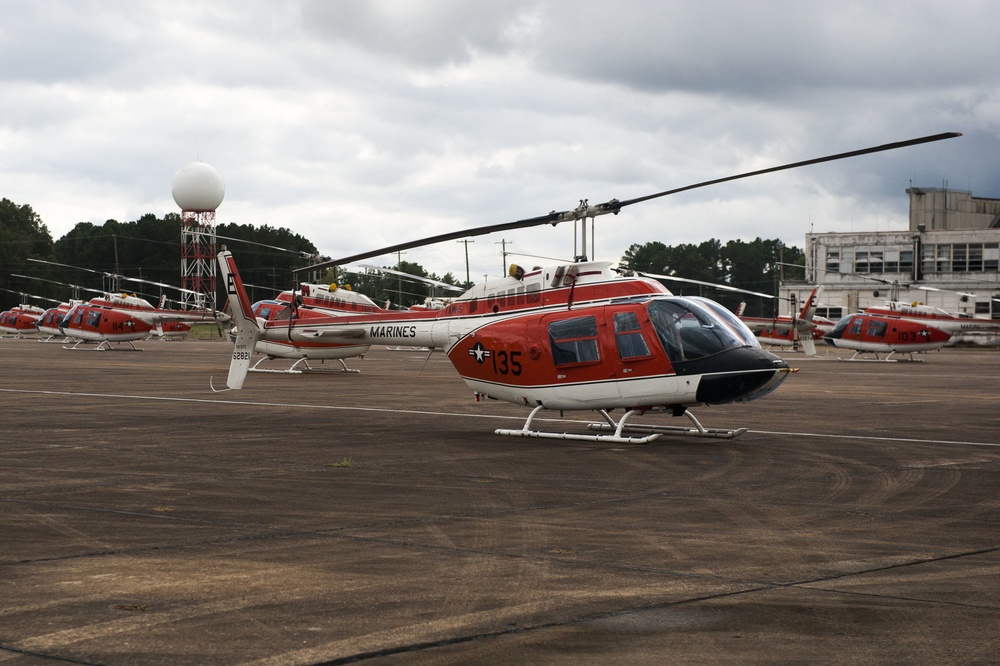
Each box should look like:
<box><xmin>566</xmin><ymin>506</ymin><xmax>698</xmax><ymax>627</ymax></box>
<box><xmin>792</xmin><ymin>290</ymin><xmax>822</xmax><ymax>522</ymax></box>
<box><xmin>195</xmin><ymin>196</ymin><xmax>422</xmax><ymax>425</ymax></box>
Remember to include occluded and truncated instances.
<box><xmin>796</xmin><ymin>286</ymin><xmax>823</xmax><ymax>356</ymax></box>
<box><xmin>217</xmin><ymin>251</ymin><xmax>262</xmax><ymax>389</ymax></box>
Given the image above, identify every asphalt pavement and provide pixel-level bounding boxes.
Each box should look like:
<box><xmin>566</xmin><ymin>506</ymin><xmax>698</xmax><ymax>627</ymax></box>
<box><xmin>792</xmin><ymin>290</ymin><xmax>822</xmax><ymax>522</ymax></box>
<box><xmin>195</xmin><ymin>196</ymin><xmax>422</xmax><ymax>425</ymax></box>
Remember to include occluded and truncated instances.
<box><xmin>2</xmin><ymin>338</ymin><xmax>999</xmax><ymax>664</ymax></box>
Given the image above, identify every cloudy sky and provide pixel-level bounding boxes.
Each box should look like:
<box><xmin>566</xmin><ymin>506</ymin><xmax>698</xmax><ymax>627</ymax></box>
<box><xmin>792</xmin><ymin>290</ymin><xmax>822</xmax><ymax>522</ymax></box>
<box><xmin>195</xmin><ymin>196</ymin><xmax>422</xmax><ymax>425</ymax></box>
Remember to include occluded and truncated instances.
<box><xmin>2</xmin><ymin>0</ymin><xmax>995</xmax><ymax>281</ymax></box>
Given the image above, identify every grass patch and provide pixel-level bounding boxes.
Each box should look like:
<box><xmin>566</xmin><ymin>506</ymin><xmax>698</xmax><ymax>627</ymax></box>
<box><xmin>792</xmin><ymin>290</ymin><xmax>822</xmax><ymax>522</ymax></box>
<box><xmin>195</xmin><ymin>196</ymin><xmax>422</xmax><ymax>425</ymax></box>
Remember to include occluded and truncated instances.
<box><xmin>185</xmin><ymin>323</ymin><xmax>230</xmax><ymax>340</ymax></box>
<box><xmin>326</xmin><ymin>458</ymin><xmax>353</xmax><ymax>468</ymax></box>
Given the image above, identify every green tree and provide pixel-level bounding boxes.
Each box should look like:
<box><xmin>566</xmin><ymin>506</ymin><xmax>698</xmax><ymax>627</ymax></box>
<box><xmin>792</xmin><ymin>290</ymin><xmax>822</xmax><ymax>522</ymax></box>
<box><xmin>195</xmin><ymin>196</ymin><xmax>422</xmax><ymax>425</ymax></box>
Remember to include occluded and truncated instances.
<box><xmin>619</xmin><ymin>237</ymin><xmax>806</xmax><ymax>316</ymax></box>
<box><xmin>0</xmin><ymin>199</ymin><xmax>55</xmax><ymax>309</ymax></box>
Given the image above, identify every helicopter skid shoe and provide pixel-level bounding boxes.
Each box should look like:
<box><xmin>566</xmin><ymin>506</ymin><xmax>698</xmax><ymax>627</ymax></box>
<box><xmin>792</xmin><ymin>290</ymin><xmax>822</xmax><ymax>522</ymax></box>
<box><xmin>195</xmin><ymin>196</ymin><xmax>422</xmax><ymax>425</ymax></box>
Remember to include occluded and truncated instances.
<box><xmin>496</xmin><ymin>405</ymin><xmax>662</xmax><ymax>444</ymax></box>
<box><xmin>587</xmin><ymin>408</ymin><xmax>748</xmax><ymax>439</ymax></box>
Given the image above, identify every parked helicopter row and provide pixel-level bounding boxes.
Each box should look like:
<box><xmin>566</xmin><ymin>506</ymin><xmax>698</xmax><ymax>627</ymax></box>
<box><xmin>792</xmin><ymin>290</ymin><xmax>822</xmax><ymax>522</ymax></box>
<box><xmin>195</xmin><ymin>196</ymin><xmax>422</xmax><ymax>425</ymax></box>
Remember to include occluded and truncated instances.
<box><xmin>212</xmin><ymin>132</ymin><xmax>964</xmax><ymax>442</ymax></box>
<box><xmin>1</xmin><ymin>263</ymin><xmax>230</xmax><ymax>349</ymax></box>
<box><xmin>2</xmin><ymin>133</ymin><xmax>972</xmax><ymax>441</ymax></box>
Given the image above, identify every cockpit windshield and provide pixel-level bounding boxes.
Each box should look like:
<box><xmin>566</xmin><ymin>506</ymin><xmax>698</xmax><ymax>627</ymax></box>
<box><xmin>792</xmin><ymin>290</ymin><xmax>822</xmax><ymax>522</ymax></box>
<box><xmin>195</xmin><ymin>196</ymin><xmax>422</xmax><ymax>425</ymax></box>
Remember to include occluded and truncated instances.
<box><xmin>686</xmin><ymin>296</ymin><xmax>761</xmax><ymax>348</ymax></box>
<box><xmin>647</xmin><ymin>298</ymin><xmax>749</xmax><ymax>364</ymax></box>
<box><xmin>826</xmin><ymin>314</ymin><xmax>855</xmax><ymax>338</ymax></box>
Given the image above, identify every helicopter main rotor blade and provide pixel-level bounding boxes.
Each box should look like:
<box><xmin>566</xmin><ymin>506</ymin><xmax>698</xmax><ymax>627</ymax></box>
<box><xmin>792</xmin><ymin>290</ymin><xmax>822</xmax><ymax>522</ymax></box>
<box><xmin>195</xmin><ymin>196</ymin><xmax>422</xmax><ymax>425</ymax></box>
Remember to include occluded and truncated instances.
<box><xmin>294</xmin><ymin>210</ymin><xmax>567</xmax><ymax>273</ymax></box>
<box><xmin>215</xmin><ymin>233</ymin><xmax>322</xmax><ymax>260</ymax></box>
<box><xmin>613</xmin><ymin>132</ymin><xmax>961</xmax><ymax>209</ymax></box>
<box><xmin>117</xmin><ymin>274</ymin><xmax>203</xmax><ymax>297</ymax></box>
<box><xmin>27</xmin><ymin>257</ymin><xmax>108</xmax><ymax>276</ymax></box>
<box><xmin>638</xmin><ymin>272</ymin><xmax>778</xmax><ymax>300</ymax></box>
<box><xmin>12</xmin><ymin>273</ymin><xmax>105</xmax><ymax>295</ymax></box>
<box><xmin>293</xmin><ymin>131</ymin><xmax>961</xmax><ymax>274</ymax></box>
<box><xmin>26</xmin><ymin>258</ymin><xmax>202</xmax><ymax>298</ymax></box>
<box><xmin>0</xmin><ymin>286</ymin><xmax>61</xmax><ymax>305</ymax></box>
<box><xmin>352</xmin><ymin>264</ymin><xmax>465</xmax><ymax>292</ymax></box>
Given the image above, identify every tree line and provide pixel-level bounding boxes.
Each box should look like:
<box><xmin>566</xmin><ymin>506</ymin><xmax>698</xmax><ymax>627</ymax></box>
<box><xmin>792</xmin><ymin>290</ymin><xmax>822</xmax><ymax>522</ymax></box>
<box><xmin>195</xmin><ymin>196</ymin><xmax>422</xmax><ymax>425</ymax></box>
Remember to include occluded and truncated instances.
<box><xmin>1</xmin><ymin>197</ymin><xmax>803</xmax><ymax>315</ymax></box>
<box><xmin>619</xmin><ymin>238</ymin><xmax>805</xmax><ymax>316</ymax></box>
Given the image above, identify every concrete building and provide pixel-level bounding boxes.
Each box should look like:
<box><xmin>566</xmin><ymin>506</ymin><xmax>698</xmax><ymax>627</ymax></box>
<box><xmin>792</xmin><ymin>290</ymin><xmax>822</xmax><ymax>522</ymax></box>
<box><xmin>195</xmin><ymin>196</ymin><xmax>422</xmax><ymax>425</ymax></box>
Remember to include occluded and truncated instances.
<box><xmin>783</xmin><ymin>188</ymin><xmax>1000</xmax><ymax>332</ymax></box>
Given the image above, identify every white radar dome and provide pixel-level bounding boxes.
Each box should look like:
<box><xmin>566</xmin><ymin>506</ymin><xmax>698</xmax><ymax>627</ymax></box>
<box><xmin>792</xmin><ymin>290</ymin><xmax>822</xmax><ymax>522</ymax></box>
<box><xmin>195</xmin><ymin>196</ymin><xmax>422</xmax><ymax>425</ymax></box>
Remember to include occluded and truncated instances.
<box><xmin>172</xmin><ymin>162</ymin><xmax>225</xmax><ymax>212</ymax></box>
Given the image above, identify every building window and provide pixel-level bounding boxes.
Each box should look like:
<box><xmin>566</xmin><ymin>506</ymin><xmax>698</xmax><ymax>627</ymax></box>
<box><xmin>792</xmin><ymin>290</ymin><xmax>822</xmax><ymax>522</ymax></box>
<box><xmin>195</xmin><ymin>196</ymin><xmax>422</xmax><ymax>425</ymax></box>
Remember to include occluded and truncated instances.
<box><xmin>816</xmin><ymin>307</ymin><xmax>844</xmax><ymax>321</ymax></box>
<box><xmin>855</xmin><ymin>250</ymin><xmax>869</xmax><ymax>273</ymax></box>
<box><xmin>900</xmin><ymin>249</ymin><xmax>914</xmax><ymax>275</ymax></box>
<box><xmin>985</xmin><ymin>244</ymin><xmax>999</xmax><ymax>271</ymax></box>
<box><xmin>968</xmin><ymin>244</ymin><xmax>984</xmax><ymax>272</ymax></box>
<box><xmin>868</xmin><ymin>250</ymin><xmax>884</xmax><ymax>273</ymax></box>
<box><xmin>936</xmin><ymin>244</ymin><xmax>951</xmax><ymax>273</ymax></box>
<box><xmin>825</xmin><ymin>248</ymin><xmax>840</xmax><ymax>274</ymax></box>
<box><xmin>883</xmin><ymin>248</ymin><xmax>899</xmax><ymax>273</ymax></box>
<box><xmin>953</xmin><ymin>244</ymin><xmax>968</xmax><ymax>272</ymax></box>
<box><xmin>921</xmin><ymin>244</ymin><xmax>936</xmax><ymax>274</ymax></box>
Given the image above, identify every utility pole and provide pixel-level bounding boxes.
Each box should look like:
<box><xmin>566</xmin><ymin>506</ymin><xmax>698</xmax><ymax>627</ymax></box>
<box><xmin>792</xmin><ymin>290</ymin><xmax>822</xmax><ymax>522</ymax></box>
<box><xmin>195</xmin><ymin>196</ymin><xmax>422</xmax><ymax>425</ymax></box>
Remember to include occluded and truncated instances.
<box><xmin>495</xmin><ymin>239</ymin><xmax>511</xmax><ymax>275</ymax></box>
<box><xmin>456</xmin><ymin>239</ymin><xmax>474</xmax><ymax>287</ymax></box>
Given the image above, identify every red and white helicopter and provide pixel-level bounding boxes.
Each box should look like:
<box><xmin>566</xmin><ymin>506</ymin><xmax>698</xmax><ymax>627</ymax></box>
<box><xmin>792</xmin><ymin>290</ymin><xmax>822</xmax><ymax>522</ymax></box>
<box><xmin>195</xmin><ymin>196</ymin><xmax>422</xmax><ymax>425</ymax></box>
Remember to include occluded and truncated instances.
<box><xmin>822</xmin><ymin>311</ymin><xmax>952</xmax><ymax>361</ymax></box>
<box><xmin>818</xmin><ymin>275</ymin><xmax>998</xmax><ymax>360</ymax></box>
<box><xmin>34</xmin><ymin>300</ymin><xmax>81</xmax><ymax>341</ymax></box>
<box><xmin>56</xmin><ymin>292</ymin><xmax>226</xmax><ymax>350</ymax></box>
<box><xmin>25</xmin><ymin>259</ymin><xmax>229</xmax><ymax>350</ymax></box>
<box><xmin>0</xmin><ymin>291</ymin><xmax>47</xmax><ymax>338</ymax></box>
<box><xmin>216</xmin><ymin>132</ymin><xmax>960</xmax><ymax>442</ymax></box>
<box><xmin>862</xmin><ymin>298</ymin><xmax>1000</xmax><ymax>336</ymax></box>
<box><xmin>11</xmin><ymin>272</ymin><xmax>106</xmax><ymax>342</ymax></box>
<box><xmin>227</xmin><ymin>264</ymin><xmax>463</xmax><ymax>374</ymax></box>
<box><xmin>737</xmin><ymin>287</ymin><xmax>833</xmax><ymax>355</ymax></box>
<box><xmin>234</xmin><ymin>281</ymin><xmax>382</xmax><ymax>373</ymax></box>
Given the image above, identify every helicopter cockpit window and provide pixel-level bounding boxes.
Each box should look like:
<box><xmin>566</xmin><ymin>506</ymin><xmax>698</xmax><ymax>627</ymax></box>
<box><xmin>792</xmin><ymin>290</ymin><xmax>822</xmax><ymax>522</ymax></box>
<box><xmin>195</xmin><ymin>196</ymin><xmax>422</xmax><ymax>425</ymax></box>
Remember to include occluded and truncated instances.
<box><xmin>252</xmin><ymin>300</ymin><xmax>291</xmax><ymax>321</ymax></box>
<box><xmin>647</xmin><ymin>298</ymin><xmax>745</xmax><ymax>363</ymax></box>
<box><xmin>549</xmin><ymin>315</ymin><xmax>600</xmax><ymax>366</ymax></box>
<box><xmin>867</xmin><ymin>319</ymin><xmax>887</xmax><ymax>337</ymax></box>
<box><xmin>614</xmin><ymin>311</ymin><xmax>651</xmax><ymax>360</ymax></box>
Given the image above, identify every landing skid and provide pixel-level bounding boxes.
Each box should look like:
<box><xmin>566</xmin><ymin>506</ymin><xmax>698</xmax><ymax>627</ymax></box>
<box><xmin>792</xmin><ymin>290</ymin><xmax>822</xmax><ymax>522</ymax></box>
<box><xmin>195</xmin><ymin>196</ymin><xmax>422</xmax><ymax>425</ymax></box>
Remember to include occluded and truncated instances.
<box><xmin>249</xmin><ymin>356</ymin><xmax>360</xmax><ymax>374</ymax></box>
<box><xmin>62</xmin><ymin>340</ymin><xmax>143</xmax><ymax>351</ymax></box>
<box><xmin>839</xmin><ymin>350</ymin><xmax>924</xmax><ymax>363</ymax></box>
<box><xmin>495</xmin><ymin>405</ymin><xmax>748</xmax><ymax>444</ymax></box>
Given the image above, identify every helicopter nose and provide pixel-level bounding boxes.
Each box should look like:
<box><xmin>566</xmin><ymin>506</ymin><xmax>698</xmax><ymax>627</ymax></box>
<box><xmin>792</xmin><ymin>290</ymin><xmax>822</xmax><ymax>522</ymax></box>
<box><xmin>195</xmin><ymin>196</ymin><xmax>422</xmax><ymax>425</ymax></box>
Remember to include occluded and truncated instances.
<box><xmin>675</xmin><ymin>347</ymin><xmax>791</xmax><ymax>405</ymax></box>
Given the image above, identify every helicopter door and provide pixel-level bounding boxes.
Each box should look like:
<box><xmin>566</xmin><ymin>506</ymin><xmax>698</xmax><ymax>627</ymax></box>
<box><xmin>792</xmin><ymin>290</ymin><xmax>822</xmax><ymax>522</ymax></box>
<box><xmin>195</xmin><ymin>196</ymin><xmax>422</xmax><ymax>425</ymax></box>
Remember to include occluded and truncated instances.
<box><xmin>609</xmin><ymin>306</ymin><xmax>680</xmax><ymax>399</ymax></box>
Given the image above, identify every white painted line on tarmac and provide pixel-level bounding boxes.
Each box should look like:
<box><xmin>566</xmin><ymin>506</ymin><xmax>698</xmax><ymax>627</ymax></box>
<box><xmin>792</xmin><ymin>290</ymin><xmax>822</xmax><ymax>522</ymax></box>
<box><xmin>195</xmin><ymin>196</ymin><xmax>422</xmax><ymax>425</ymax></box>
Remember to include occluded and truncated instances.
<box><xmin>3</xmin><ymin>387</ymin><xmax>998</xmax><ymax>449</ymax></box>
<box><xmin>747</xmin><ymin>429</ymin><xmax>1000</xmax><ymax>448</ymax></box>
<box><xmin>0</xmin><ymin>387</ymin><xmax>528</xmax><ymax>422</ymax></box>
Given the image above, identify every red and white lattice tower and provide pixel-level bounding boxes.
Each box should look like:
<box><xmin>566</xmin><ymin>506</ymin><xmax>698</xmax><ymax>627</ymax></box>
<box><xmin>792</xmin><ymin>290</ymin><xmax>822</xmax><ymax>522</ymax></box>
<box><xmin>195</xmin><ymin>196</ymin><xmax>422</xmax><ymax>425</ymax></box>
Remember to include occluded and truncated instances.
<box><xmin>172</xmin><ymin>162</ymin><xmax>225</xmax><ymax>310</ymax></box>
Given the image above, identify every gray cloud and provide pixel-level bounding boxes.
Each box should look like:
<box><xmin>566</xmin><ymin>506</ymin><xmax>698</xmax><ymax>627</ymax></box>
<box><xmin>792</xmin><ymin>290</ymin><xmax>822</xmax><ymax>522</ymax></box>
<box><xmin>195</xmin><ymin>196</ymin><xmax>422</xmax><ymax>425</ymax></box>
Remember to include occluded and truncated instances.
<box><xmin>1</xmin><ymin>0</ymin><xmax>996</xmax><ymax>279</ymax></box>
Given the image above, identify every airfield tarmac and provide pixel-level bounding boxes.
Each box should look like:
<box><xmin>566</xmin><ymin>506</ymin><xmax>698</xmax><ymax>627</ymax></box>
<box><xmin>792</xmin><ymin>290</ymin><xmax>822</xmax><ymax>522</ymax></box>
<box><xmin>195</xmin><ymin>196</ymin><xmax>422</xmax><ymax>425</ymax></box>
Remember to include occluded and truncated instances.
<box><xmin>1</xmin><ymin>337</ymin><xmax>998</xmax><ymax>665</ymax></box>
